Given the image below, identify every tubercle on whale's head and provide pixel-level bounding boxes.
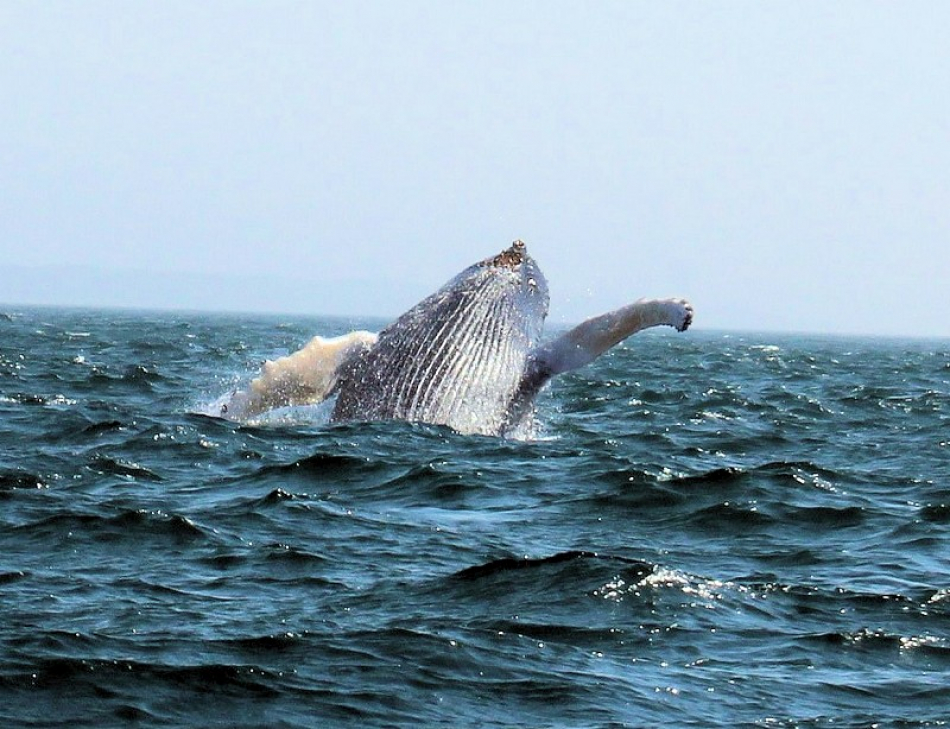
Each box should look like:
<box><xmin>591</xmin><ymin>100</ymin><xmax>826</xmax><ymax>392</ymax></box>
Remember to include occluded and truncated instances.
<box><xmin>487</xmin><ymin>239</ymin><xmax>528</xmax><ymax>269</ymax></box>
<box><xmin>482</xmin><ymin>242</ymin><xmax>545</xmax><ymax>287</ymax></box>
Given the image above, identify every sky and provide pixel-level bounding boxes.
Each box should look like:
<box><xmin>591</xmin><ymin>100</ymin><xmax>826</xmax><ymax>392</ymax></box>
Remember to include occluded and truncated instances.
<box><xmin>2</xmin><ymin>1</ymin><xmax>948</xmax><ymax>337</ymax></box>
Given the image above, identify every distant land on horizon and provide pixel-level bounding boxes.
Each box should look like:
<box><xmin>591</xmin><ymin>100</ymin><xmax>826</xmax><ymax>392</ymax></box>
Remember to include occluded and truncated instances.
<box><xmin>3</xmin><ymin>263</ymin><xmax>948</xmax><ymax>342</ymax></box>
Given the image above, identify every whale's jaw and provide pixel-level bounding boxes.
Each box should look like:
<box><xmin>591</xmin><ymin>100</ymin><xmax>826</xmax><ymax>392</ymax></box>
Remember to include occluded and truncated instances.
<box><xmin>331</xmin><ymin>242</ymin><xmax>549</xmax><ymax>436</ymax></box>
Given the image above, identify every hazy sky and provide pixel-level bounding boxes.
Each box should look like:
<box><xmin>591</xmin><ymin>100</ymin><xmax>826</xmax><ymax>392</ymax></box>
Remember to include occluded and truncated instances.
<box><xmin>2</xmin><ymin>2</ymin><xmax>948</xmax><ymax>337</ymax></box>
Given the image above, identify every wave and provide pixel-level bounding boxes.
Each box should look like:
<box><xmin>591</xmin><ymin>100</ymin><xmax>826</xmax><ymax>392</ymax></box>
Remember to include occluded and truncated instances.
<box><xmin>0</xmin><ymin>570</ymin><xmax>28</xmax><ymax>585</ymax></box>
<box><xmin>87</xmin><ymin>455</ymin><xmax>163</xmax><ymax>482</ymax></box>
<box><xmin>256</xmin><ymin>452</ymin><xmax>377</xmax><ymax>479</ymax></box>
<box><xmin>451</xmin><ymin>550</ymin><xmax>636</xmax><ymax>580</ymax></box>
<box><xmin>0</xmin><ymin>391</ymin><xmax>76</xmax><ymax>407</ymax></box>
<box><xmin>12</xmin><ymin>509</ymin><xmax>210</xmax><ymax>544</ymax></box>
<box><xmin>68</xmin><ymin>366</ymin><xmax>169</xmax><ymax>396</ymax></box>
<box><xmin>445</xmin><ymin>551</ymin><xmax>732</xmax><ymax>611</ymax></box>
<box><xmin>14</xmin><ymin>655</ymin><xmax>282</xmax><ymax>695</ymax></box>
<box><xmin>78</xmin><ymin>419</ymin><xmax>126</xmax><ymax>437</ymax></box>
<box><xmin>919</xmin><ymin>503</ymin><xmax>950</xmax><ymax>523</ymax></box>
<box><xmin>0</xmin><ymin>469</ymin><xmax>46</xmax><ymax>492</ymax></box>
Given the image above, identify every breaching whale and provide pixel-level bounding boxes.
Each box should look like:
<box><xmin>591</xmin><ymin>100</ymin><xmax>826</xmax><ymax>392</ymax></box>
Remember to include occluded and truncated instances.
<box><xmin>222</xmin><ymin>241</ymin><xmax>692</xmax><ymax>436</ymax></box>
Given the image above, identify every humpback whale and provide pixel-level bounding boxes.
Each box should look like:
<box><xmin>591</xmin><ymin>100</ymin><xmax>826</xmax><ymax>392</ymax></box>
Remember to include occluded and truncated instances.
<box><xmin>223</xmin><ymin>241</ymin><xmax>692</xmax><ymax>436</ymax></box>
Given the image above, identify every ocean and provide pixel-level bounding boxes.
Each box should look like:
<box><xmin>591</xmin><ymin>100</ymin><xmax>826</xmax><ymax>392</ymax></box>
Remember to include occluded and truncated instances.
<box><xmin>1</xmin><ymin>306</ymin><xmax>948</xmax><ymax>727</ymax></box>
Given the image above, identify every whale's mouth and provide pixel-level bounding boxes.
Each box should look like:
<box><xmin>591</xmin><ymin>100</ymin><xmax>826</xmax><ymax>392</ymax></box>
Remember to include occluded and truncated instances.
<box><xmin>487</xmin><ymin>240</ymin><xmax>527</xmax><ymax>269</ymax></box>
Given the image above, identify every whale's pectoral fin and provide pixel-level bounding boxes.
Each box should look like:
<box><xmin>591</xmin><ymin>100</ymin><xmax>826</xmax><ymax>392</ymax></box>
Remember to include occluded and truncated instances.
<box><xmin>531</xmin><ymin>298</ymin><xmax>693</xmax><ymax>379</ymax></box>
<box><xmin>504</xmin><ymin>298</ymin><xmax>692</xmax><ymax>431</ymax></box>
<box><xmin>221</xmin><ymin>330</ymin><xmax>378</xmax><ymax>420</ymax></box>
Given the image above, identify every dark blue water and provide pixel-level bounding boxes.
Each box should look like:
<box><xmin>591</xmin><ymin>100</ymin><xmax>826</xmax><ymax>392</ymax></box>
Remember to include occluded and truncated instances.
<box><xmin>2</xmin><ymin>306</ymin><xmax>948</xmax><ymax>727</ymax></box>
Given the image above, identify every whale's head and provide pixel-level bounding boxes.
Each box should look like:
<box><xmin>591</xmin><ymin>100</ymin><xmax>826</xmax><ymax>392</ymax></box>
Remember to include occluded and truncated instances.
<box><xmin>331</xmin><ymin>241</ymin><xmax>550</xmax><ymax>435</ymax></box>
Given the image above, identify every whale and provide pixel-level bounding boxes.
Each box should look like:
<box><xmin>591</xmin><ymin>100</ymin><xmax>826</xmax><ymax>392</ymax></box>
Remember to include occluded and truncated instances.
<box><xmin>222</xmin><ymin>241</ymin><xmax>692</xmax><ymax>436</ymax></box>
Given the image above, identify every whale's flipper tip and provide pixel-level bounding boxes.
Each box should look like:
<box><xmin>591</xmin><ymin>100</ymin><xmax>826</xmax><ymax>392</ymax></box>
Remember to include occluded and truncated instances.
<box><xmin>674</xmin><ymin>300</ymin><xmax>694</xmax><ymax>332</ymax></box>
